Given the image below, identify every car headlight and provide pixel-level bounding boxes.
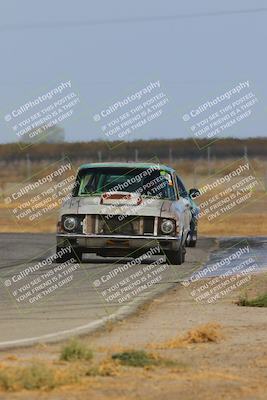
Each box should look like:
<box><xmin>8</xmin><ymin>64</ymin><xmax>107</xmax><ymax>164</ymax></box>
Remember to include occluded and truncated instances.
<box><xmin>63</xmin><ymin>216</ymin><xmax>77</xmax><ymax>232</ymax></box>
<box><xmin>160</xmin><ymin>219</ymin><xmax>175</xmax><ymax>234</ymax></box>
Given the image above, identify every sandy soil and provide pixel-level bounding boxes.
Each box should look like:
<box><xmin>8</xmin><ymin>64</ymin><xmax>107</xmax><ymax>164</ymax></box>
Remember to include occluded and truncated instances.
<box><xmin>1</xmin><ymin>267</ymin><xmax>267</xmax><ymax>400</ymax></box>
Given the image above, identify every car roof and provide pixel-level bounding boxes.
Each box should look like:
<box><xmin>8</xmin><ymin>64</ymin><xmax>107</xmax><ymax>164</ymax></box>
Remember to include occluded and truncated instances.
<box><xmin>78</xmin><ymin>162</ymin><xmax>175</xmax><ymax>173</ymax></box>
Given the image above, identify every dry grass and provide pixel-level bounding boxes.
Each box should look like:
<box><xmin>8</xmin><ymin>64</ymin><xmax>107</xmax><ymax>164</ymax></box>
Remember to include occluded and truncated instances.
<box><xmin>183</xmin><ymin>322</ymin><xmax>223</xmax><ymax>343</ymax></box>
<box><xmin>3</xmin><ymin>355</ymin><xmax>18</xmax><ymax>362</ymax></box>
<box><xmin>148</xmin><ymin>323</ymin><xmax>223</xmax><ymax>349</ymax></box>
<box><xmin>0</xmin><ymin>361</ymin><xmax>78</xmax><ymax>391</ymax></box>
<box><xmin>0</xmin><ymin>358</ymin><xmax>119</xmax><ymax>392</ymax></box>
<box><xmin>86</xmin><ymin>359</ymin><xmax>121</xmax><ymax>377</ymax></box>
<box><xmin>0</xmin><ymin>340</ymin><xmax>189</xmax><ymax>392</ymax></box>
<box><xmin>0</xmin><ymin>352</ymin><xmax>184</xmax><ymax>392</ymax></box>
<box><xmin>199</xmin><ymin>212</ymin><xmax>267</xmax><ymax>236</ymax></box>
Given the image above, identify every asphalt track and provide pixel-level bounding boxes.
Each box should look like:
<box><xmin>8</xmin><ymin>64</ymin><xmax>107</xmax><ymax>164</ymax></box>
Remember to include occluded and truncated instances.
<box><xmin>0</xmin><ymin>234</ymin><xmax>265</xmax><ymax>349</ymax></box>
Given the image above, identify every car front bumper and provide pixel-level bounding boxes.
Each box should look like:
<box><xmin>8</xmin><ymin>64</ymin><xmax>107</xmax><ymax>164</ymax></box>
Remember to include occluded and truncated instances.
<box><xmin>56</xmin><ymin>233</ymin><xmax>182</xmax><ymax>252</ymax></box>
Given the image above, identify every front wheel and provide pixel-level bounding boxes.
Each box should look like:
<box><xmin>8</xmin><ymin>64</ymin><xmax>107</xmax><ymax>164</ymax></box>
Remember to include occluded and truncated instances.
<box><xmin>186</xmin><ymin>231</ymin><xmax>197</xmax><ymax>247</ymax></box>
<box><xmin>165</xmin><ymin>244</ymin><xmax>186</xmax><ymax>265</ymax></box>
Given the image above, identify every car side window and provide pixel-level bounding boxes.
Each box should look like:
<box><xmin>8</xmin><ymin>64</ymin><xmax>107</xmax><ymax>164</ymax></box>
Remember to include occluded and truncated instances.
<box><xmin>176</xmin><ymin>176</ymin><xmax>188</xmax><ymax>198</ymax></box>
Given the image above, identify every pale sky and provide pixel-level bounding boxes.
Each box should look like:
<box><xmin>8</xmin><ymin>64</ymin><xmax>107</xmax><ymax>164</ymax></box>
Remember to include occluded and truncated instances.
<box><xmin>0</xmin><ymin>0</ymin><xmax>266</xmax><ymax>144</ymax></box>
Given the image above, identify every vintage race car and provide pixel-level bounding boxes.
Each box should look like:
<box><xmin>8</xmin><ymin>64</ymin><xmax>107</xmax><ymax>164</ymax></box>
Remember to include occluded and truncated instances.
<box><xmin>56</xmin><ymin>162</ymin><xmax>199</xmax><ymax>265</ymax></box>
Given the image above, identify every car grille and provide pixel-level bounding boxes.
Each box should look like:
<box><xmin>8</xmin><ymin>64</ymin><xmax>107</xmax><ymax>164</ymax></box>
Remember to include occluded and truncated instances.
<box><xmin>95</xmin><ymin>215</ymin><xmax>155</xmax><ymax>236</ymax></box>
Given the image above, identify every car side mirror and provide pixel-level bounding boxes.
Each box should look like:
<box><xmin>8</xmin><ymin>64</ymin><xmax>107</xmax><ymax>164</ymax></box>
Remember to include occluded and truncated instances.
<box><xmin>189</xmin><ymin>188</ymin><xmax>200</xmax><ymax>199</ymax></box>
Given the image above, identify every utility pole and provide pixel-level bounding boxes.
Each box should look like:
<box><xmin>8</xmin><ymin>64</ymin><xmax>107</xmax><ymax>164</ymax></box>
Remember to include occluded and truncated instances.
<box><xmin>97</xmin><ymin>150</ymin><xmax>102</xmax><ymax>162</ymax></box>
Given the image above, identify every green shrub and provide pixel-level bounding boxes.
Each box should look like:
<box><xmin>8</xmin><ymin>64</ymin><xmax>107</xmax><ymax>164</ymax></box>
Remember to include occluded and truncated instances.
<box><xmin>112</xmin><ymin>350</ymin><xmax>155</xmax><ymax>367</ymax></box>
<box><xmin>60</xmin><ymin>339</ymin><xmax>93</xmax><ymax>362</ymax></box>
<box><xmin>237</xmin><ymin>293</ymin><xmax>267</xmax><ymax>307</ymax></box>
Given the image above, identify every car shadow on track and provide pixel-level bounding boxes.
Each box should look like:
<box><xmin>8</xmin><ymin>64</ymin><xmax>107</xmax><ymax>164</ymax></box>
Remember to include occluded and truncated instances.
<box><xmin>80</xmin><ymin>255</ymin><xmax>162</xmax><ymax>265</ymax></box>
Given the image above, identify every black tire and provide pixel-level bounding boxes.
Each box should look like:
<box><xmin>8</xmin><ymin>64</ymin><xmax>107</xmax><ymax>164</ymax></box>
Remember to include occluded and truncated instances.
<box><xmin>56</xmin><ymin>247</ymin><xmax>83</xmax><ymax>263</ymax></box>
<box><xmin>166</xmin><ymin>243</ymin><xmax>185</xmax><ymax>265</ymax></box>
<box><xmin>187</xmin><ymin>231</ymin><xmax>197</xmax><ymax>248</ymax></box>
<box><xmin>187</xmin><ymin>217</ymin><xmax>198</xmax><ymax>247</ymax></box>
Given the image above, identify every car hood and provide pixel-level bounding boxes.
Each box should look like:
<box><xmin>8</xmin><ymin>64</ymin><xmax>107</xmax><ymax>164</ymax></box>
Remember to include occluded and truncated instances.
<box><xmin>60</xmin><ymin>196</ymin><xmax>173</xmax><ymax>218</ymax></box>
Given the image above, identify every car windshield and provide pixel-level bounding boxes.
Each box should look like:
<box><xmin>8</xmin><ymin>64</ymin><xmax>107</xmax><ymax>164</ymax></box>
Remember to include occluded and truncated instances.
<box><xmin>73</xmin><ymin>167</ymin><xmax>176</xmax><ymax>200</ymax></box>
